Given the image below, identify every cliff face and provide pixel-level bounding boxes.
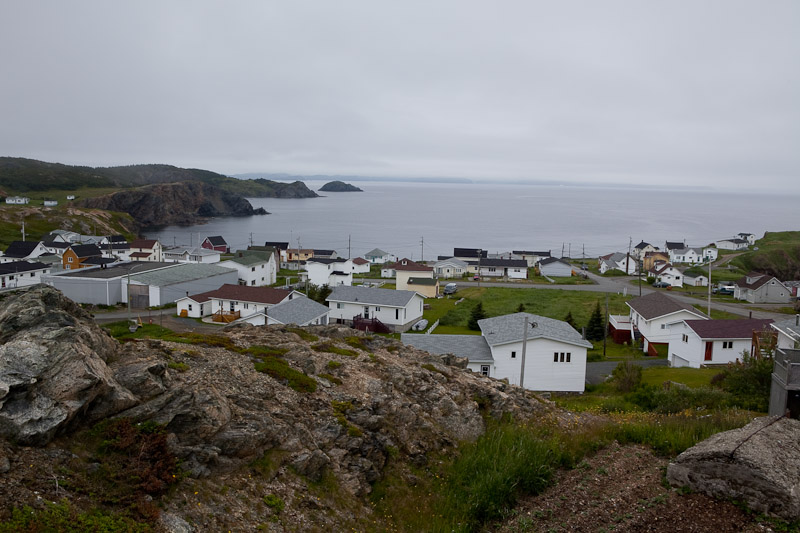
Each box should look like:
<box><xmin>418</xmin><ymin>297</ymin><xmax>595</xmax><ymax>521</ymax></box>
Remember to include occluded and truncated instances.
<box><xmin>0</xmin><ymin>286</ymin><xmax>555</xmax><ymax>531</ymax></box>
<box><xmin>75</xmin><ymin>181</ymin><xmax>267</xmax><ymax>227</ymax></box>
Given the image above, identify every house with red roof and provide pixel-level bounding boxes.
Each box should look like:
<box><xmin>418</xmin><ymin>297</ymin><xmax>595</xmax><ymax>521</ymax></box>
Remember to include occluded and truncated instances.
<box><xmin>668</xmin><ymin>318</ymin><xmax>773</xmax><ymax>368</ymax></box>
<box><xmin>129</xmin><ymin>239</ymin><xmax>163</xmax><ymax>262</ymax></box>
<box><xmin>176</xmin><ymin>284</ymin><xmax>303</xmax><ymax>320</ymax></box>
<box><xmin>351</xmin><ymin>257</ymin><xmax>371</xmax><ymax>275</ymax></box>
<box><xmin>626</xmin><ymin>292</ymin><xmax>707</xmax><ymax>356</ymax></box>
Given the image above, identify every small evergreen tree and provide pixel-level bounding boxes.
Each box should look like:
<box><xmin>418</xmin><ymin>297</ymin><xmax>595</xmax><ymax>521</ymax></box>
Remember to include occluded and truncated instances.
<box><xmin>585</xmin><ymin>302</ymin><xmax>605</xmax><ymax>341</ymax></box>
<box><xmin>467</xmin><ymin>302</ymin><xmax>486</xmax><ymax>331</ymax></box>
<box><xmin>516</xmin><ymin>303</ymin><xmax>525</xmax><ymax>313</ymax></box>
<box><xmin>563</xmin><ymin>310</ymin><xmax>577</xmax><ymax>329</ymax></box>
<box><xmin>314</xmin><ymin>284</ymin><xmax>332</xmax><ymax>305</ymax></box>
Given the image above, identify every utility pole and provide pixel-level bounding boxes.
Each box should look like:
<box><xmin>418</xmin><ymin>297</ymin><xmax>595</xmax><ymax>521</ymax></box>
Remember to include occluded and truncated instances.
<box><xmin>21</xmin><ymin>218</ymin><xmax>25</xmax><ymax>241</ymax></box>
<box><xmin>348</xmin><ymin>235</ymin><xmax>351</xmax><ymax>260</ymax></box>
<box><xmin>626</xmin><ymin>236</ymin><xmax>632</xmax><ymax>275</ymax></box>
<box><xmin>707</xmin><ymin>257</ymin><xmax>712</xmax><ymax>317</ymax></box>
<box><xmin>249</xmin><ymin>232</ymin><xmax>253</xmax><ymax>247</ymax></box>
<box><xmin>639</xmin><ymin>259</ymin><xmax>643</xmax><ymax>296</ymax></box>
<box><xmin>420</xmin><ymin>236</ymin><xmax>424</xmax><ymax>263</ymax></box>
<box><xmin>561</xmin><ymin>243</ymin><xmax>565</xmax><ymax>258</ymax></box>
<box><xmin>603</xmin><ymin>293</ymin><xmax>609</xmax><ymax>358</ymax></box>
<box><xmin>519</xmin><ymin>315</ymin><xmax>529</xmax><ymax>389</ymax></box>
<box><xmin>568</xmin><ymin>243</ymin><xmax>571</xmax><ymax>259</ymax></box>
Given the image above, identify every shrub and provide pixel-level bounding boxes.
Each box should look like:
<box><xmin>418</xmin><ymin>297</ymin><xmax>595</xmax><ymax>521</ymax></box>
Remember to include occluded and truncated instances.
<box><xmin>467</xmin><ymin>302</ymin><xmax>486</xmax><ymax>331</ymax></box>
<box><xmin>254</xmin><ymin>358</ymin><xmax>317</xmax><ymax>393</ymax></box>
<box><xmin>611</xmin><ymin>361</ymin><xmax>642</xmax><ymax>393</ymax></box>
<box><xmin>714</xmin><ymin>352</ymin><xmax>774</xmax><ymax>412</ymax></box>
<box><xmin>0</xmin><ymin>501</ymin><xmax>151</xmax><ymax>533</ymax></box>
<box><xmin>627</xmin><ymin>385</ymin><xmax>731</xmax><ymax>414</ymax></box>
<box><xmin>263</xmin><ymin>494</ymin><xmax>284</xmax><ymax>514</ymax></box>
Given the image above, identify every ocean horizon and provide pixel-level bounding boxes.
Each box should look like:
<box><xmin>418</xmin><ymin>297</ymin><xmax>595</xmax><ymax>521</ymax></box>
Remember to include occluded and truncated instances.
<box><xmin>144</xmin><ymin>181</ymin><xmax>799</xmax><ymax>262</ymax></box>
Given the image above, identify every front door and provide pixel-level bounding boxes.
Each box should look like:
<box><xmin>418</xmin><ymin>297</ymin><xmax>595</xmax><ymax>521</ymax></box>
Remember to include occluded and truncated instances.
<box><xmin>704</xmin><ymin>341</ymin><xmax>713</xmax><ymax>361</ymax></box>
<box><xmin>364</xmin><ymin>306</ymin><xmax>369</xmax><ymax>318</ymax></box>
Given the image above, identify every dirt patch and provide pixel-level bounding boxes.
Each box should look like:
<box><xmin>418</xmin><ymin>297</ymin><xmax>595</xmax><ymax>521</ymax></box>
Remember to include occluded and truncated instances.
<box><xmin>496</xmin><ymin>442</ymin><xmax>767</xmax><ymax>533</ymax></box>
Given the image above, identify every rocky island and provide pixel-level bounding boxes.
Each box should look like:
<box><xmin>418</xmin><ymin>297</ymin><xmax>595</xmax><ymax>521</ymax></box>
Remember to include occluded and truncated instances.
<box><xmin>319</xmin><ymin>180</ymin><xmax>363</xmax><ymax>192</ymax></box>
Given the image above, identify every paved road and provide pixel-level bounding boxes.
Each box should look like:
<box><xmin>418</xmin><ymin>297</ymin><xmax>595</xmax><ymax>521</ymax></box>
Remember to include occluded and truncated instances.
<box><xmin>585</xmin><ymin>358</ymin><xmax>669</xmax><ymax>385</ymax></box>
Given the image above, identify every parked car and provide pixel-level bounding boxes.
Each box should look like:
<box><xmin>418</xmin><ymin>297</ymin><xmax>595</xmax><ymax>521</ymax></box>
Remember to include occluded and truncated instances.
<box><xmin>652</xmin><ymin>281</ymin><xmax>670</xmax><ymax>288</ymax></box>
<box><xmin>443</xmin><ymin>283</ymin><xmax>458</xmax><ymax>295</ymax></box>
<box><xmin>473</xmin><ymin>275</ymin><xmax>480</xmax><ymax>281</ymax></box>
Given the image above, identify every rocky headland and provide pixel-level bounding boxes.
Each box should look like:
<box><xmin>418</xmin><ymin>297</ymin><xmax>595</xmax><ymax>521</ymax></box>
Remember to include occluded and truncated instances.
<box><xmin>76</xmin><ymin>181</ymin><xmax>267</xmax><ymax>227</ymax></box>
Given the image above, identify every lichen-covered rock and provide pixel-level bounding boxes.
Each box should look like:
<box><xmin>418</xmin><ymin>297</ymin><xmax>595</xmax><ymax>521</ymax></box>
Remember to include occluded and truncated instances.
<box><xmin>667</xmin><ymin>416</ymin><xmax>800</xmax><ymax>520</ymax></box>
<box><xmin>0</xmin><ymin>287</ymin><xmax>137</xmax><ymax>445</ymax></box>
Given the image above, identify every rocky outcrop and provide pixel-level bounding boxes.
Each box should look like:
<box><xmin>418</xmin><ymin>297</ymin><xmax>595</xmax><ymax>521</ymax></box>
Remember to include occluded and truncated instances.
<box><xmin>0</xmin><ymin>287</ymin><xmax>137</xmax><ymax>445</ymax></box>
<box><xmin>319</xmin><ymin>180</ymin><xmax>362</xmax><ymax>192</ymax></box>
<box><xmin>76</xmin><ymin>181</ymin><xmax>267</xmax><ymax>226</ymax></box>
<box><xmin>667</xmin><ymin>416</ymin><xmax>800</xmax><ymax>520</ymax></box>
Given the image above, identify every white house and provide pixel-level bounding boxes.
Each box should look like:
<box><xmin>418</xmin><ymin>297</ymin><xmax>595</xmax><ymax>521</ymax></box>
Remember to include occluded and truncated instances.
<box><xmin>176</xmin><ymin>284</ymin><xmax>302</xmax><ymax>319</ymax></box>
<box><xmin>649</xmin><ymin>263</ymin><xmax>683</xmax><ymax>287</ymax></box>
<box><xmin>218</xmin><ymin>249</ymin><xmax>277</xmax><ymax>286</ymax></box>
<box><xmin>303</xmin><ymin>258</ymin><xmax>353</xmax><ymax>287</ymax></box>
<box><xmin>1</xmin><ymin>241</ymin><xmax>49</xmax><ymax>263</ymax></box>
<box><xmin>66</xmin><ymin>195</ymin><xmax>76</xmax><ymax>201</ymax></box>
<box><xmin>737</xmin><ymin>233</ymin><xmax>756</xmax><ymax>246</ymax></box>
<box><xmin>733</xmin><ymin>273</ymin><xmax>792</xmax><ymax>304</ymax></box>
<box><xmin>715</xmin><ymin>238</ymin><xmax>749</xmax><ymax>251</ymax></box>
<box><xmin>0</xmin><ymin>261</ymin><xmax>51</xmax><ymax>289</ymax></box>
<box><xmin>327</xmin><ymin>285</ymin><xmax>424</xmax><ymax>332</ymax></box>
<box><xmin>234</xmin><ymin>296</ymin><xmax>330</xmax><ymax>327</ymax></box>
<box><xmin>163</xmin><ymin>246</ymin><xmax>221</xmax><ymax>264</ymax></box>
<box><xmin>627</xmin><ymin>292</ymin><xmax>707</xmax><ymax>355</ymax></box>
<box><xmin>512</xmin><ymin>250</ymin><xmax>552</xmax><ymax>268</ymax></box>
<box><xmin>771</xmin><ymin>316</ymin><xmax>800</xmax><ymax>350</ymax></box>
<box><xmin>402</xmin><ymin>312</ymin><xmax>592</xmax><ymax>392</ymax></box>
<box><xmin>390</xmin><ymin>258</ymin><xmax>435</xmax><ymax>291</ymax></box>
<box><xmin>129</xmin><ymin>239</ymin><xmax>163</xmax><ymax>262</ymax></box>
<box><xmin>539</xmin><ymin>257</ymin><xmax>573</xmax><ymax>277</ymax></box>
<box><xmin>702</xmin><ymin>247</ymin><xmax>719</xmax><ymax>262</ymax></box>
<box><xmin>364</xmin><ymin>248</ymin><xmax>393</xmax><ymax>264</ymax></box>
<box><xmin>43</xmin><ymin>199</ymin><xmax>58</xmax><ymax>207</ymax></box>
<box><xmin>4</xmin><ymin>196</ymin><xmax>29</xmax><ymax>205</ymax></box>
<box><xmin>682</xmin><ymin>271</ymin><xmax>709</xmax><ymax>287</ymax></box>
<box><xmin>351</xmin><ymin>257</ymin><xmax>371</xmax><ymax>274</ymax></box>
<box><xmin>479</xmin><ymin>258</ymin><xmax>528</xmax><ymax>279</ymax></box>
<box><xmin>669</xmin><ymin>247</ymin><xmax>703</xmax><ymax>265</ymax></box>
<box><xmin>598</xmin><ymin>252</ymin><xmax>637</xmax><ymax>275</ymax></box>
<box><xmin>433</xmin><ymin>257</ymin><xmax>468</xmax><ymax>279</ymax></box>
<box><xmin>668</xmin><ymin>319</ymin><xmax>773</xmax><ymax>368</ymax></box>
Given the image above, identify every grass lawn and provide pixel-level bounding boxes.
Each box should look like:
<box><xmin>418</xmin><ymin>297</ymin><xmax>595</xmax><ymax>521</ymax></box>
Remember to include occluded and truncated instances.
<box><xmin>641</xmin><ymin>366</ymin><xmax>720</xmax><ymax>388</ymax></box>
<box><xmin>691</xmin><ymin>304</ymin><xmax>745</xmax><ymax>320</ymax></box>
<box><xmin>587</xmin><ymin>340</ymin><xmax>647</xmax><ymax>361</ymax></box>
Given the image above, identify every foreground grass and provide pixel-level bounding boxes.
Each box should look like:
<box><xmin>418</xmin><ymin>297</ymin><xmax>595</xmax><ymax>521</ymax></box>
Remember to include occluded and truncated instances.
<box><xmin>371</xmin><ymin>409</ymin><xmax>754</xmax><ymax>532</ymax></box>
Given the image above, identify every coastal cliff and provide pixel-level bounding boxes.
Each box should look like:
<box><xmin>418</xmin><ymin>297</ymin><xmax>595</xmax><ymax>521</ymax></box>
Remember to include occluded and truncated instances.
<box><xmin>76</xmin><ymin>181</ymin><xmax>267</xmax><ymax>227</ymax></box>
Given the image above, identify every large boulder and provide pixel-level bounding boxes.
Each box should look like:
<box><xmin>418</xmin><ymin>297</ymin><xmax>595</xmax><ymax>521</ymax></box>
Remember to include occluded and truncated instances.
<box><xmin>667</xmin><ymin>416</ymin><xmax>800</xmax><ymax>520</ymax></box>
<box><xmin>0</xmin><ymin>287</ymin><xmax>137</xmax><ymax>445</ymax></box>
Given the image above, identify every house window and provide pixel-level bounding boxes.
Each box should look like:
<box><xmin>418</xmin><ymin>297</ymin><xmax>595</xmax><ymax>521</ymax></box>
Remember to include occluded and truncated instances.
<box><xmin>480</xmin><ymin>365</ymin><xmax>490</xmax><ymax>376</ymax></box>
<box><xmin>554</xmin><ymin>352</ymin><xmax>559</xmax><ymax>362</ymax></box>
<box><xmin>511</xmin><ymin>351</ymin><xmax>516</xmax><ymax>359</ymax></box>
<box><xmin>188</xmin><ymin>304</ymin><xmax>193</xmax><ymax>311</ymax></box>
<box><xmin>560</xmin><ymin>352</ymin><xmax>565</xmax><ymax>362</ymax></box>
<box><xmin>396</xmin><ymin>309</ymin><xmax>400</xmax><ymax>320</ymax></box>
<box><xmin>251</xmin><ymin>267</ymin><xmax>255</xmax><ymax>272</ymax></box>
<box><xmin>661</xmin><ymin>324</ymin><xmax>666</xmax><ymax>329</ymax></box>
<box><xmin>376</xmin><ymin>306</ymin><xmax>381</xmax><ymax>312</ymax></box>
<box><xmin>723</xmin><ymin>341</ymin><xmax>733</xmax><ymax>349</ymax></box>
<box><xmin>337</xmin><ymin>303</ymin><xmax>343</xmax><ymax>309</ymax></box>
<box><xmin>68</xmin><ymin>257</ymin><xmax>73</xmax><ymax>262</ymax></box>
<box><xmin>251</xmin><ymin>280</ymin><xmax>255</xmax><ymax>286</ymax></box>
<box><xmin>244</xmin><ymin>303</ymin><xmax>249</xmax><ymax>309</ymax></box>
<box><xmin>199</xmin><ymin>304</ymin><xmax>203</xmax><ymax>314</ymax></box>
<box><xmin>682</xmin><ymin>334</ymin><xmax>688</xmax><ymax>343</ymax></box>
<box><xmin>230</xmin><ymin>301</ymin><xmax>236</xmax><ymax>312</ymax></box>
<box><xmin>566</xmin><ymin>353</ymin><xmax>571</xmax><ymax>362</ymax></box>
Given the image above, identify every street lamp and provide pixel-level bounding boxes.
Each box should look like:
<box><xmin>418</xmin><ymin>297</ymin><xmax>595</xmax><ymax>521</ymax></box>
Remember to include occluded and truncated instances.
<box><xmin>126</xmin><ymin>262</ymin><xmax>147</xmax><ymax>332</ymax></box>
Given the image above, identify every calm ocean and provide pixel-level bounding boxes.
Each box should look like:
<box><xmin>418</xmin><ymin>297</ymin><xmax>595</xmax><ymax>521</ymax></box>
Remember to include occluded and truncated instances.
<box><xmin>144</xmin><ymin>182</ymin><xmax>799</xmax><ymax>261</ymax></box>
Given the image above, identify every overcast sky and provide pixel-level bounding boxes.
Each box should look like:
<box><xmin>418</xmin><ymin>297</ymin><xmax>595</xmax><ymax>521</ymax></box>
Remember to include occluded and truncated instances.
<box><xmin>1</xmin><ymin>1</ymin><xmax>798</xmax><ymax>191</ymax></box>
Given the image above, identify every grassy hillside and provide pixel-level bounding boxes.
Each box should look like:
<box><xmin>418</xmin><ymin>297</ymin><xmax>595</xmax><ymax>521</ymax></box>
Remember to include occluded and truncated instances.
<box><xmin>731</xmin><ymin>231</ymin><xmax>800</xmax><ymax>280</ymax></box>
<box><xmin>0</xmin><ymin>157</ymin><xmax>317</xmax><ymax>198</ymax></box>
<box><xmin>0</xmin><ymin>205</ymin><xmax>138</xmax><ymax>248</ymax></box>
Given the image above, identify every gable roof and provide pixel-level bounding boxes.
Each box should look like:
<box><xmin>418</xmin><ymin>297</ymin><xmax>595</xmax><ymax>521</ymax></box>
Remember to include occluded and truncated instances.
<box><xmin>771</xmin><ymin>317</ymin><xmax>800</xmax><ymax>344</ymax></box>
<box><xmin>478</xmin><ymin>313</ymin><xmax>592</xmax><ymax>348</ymax></box>
<box><xmin>539</xmin><ymin>257</ymin><xmax>571</xmax><ymax>267</ymax></box>
<box><xmin>352</xmin><ymin>257</ymin><xmax>369</xmax><ymax>265</ymax></box>
<box><xmin>312</xmin><ymin>249</ymin><xmax>336</xmax><ymax>256</ymax></box>
<box><xmin>204</xmin><ymin>235</ymin><xmax>227</xmax><ymax>246</ymax></box>
<box><xmin>365</xmin><ymin>248</ymin><xmax>388</xmax><ymax>257</ymax></box>
<box><xmin>69</xmin><ymin>244</ymin><xmax>103</xmax><ymax>258</ymax></box>
<box><xmin>512</xmin><ymin>250</ymin><xmax>551</xmax><ymax>256</ymax></box>
<box><xmin>635</xmin><ymin>241</ymin><xmax>654</xmax><ymax>250</ymax></box>
<box><xmin>130</xmin><ymin>239</ymin><xmax>158</xmax><ymax>249</ymax></box>
<box><xmin>3</xmin><ymin>241</ymin><xmax>42</xmax><ymax>258</ymax></box>
<box><xmin>401</xmin><ymin>334</ymin><xmax>494</xmax><ymax>363</ymax></box>
<box><xmin>391</xmin><ymin>258</ymin><xmax>433</xmax><ymax>272</ymax></box>
<box><xmin>627</xmin><ymin>292</ymin><xmax>707</xmax><ymax>321</ymax></box>
<box><xmin>225</xmin><ymin>250</ymin><xmax>274</xmax><ymax>266</ymax></box>
<box><xmin>307</xmin><ymin>257</ymin><xmax>349</xmax><ymax>265</ymax></box>
<box><xmin>263</xmin><ymin>241</ymin><xmax>289</xmax><ymax>250</ymax></box>
<box><xmin>186</xmin><ymin>284</ymin><xmax>294</xmax><ymax>305</ymax></box>
<box><xmin>129</xmin><ymin>263</ymin><xmax>235</xmax><ymax>287</ymax></box>
<box><xmin>263</xmin><ymin>296</ymin><xmax>329</xmax><ymax>325</ymax></box>
<box><xmin>735</xmin><ymin>272</ymin><xmax>784</xmax><ymax>291</ymax></box>
<box><xmin>434</xmin><ymin>257</ymin><xmax>468</xmax><ymax>267</ymax></box>
<box><xmin>479</xmin><ymin>258</ymin><xmax>528</xmax><ymax>268</ymax></box>
<box><xmin>328</xmin><ymin>285</ymin><xmax>420</xmax><ymax>307</ymax></box>
<box><xmin>684</xmin><ymin>319</ymin><xmax>773</xmax><ymax>340</ymax></box>
<box><xmin>0</xmin><ymin>261</ymin><xmax>49</xmax><ymax>275</ymax></box>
